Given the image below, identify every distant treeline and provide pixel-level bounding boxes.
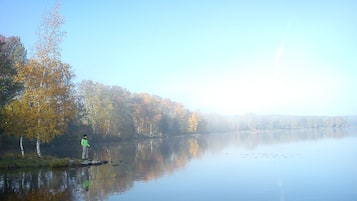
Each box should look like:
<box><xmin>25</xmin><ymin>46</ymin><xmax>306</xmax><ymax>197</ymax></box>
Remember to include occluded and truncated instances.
<box><xmin>72</xmin><ymin>81</ymin><xmax>351</xmax><ymax>139</ymax></box>
<box><xmin>76</xmin><ymin>80</ymin><xmax>205</xmax><ymax>139</ymax></box>
<box><xmin>204</xmin><ymin>114</ymin><xmax>350</xmax><ymax>133</ymax></box>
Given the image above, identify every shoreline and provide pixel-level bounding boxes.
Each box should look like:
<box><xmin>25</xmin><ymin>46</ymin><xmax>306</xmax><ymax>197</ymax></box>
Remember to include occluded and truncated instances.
<box><xmin>0</xmin><ymin>155</ymin><xmax>108</xmax><ymax>169</ymax></box>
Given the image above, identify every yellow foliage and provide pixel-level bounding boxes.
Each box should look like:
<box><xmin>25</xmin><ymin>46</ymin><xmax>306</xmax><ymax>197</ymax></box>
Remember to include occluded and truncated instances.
<box><xmin>3</xmin><ymin>4</ymin><xmax>76</xmax><ymax>148</ymax></box>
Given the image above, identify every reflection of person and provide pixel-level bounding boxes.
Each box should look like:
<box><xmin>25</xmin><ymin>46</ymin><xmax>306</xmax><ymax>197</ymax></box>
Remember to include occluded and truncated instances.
<box><xmin>82</xmin><ymin>167</ymin><xmax>90</xmax><ymax>191</ymax></box>
<box><xmin>81</xmin><ymin>134</ymin><xmax>90</xmax><ymax>160</ymax></box>
<box><xmin>83</xmin><ymin>179</ymin><xmax>89</xmax><ymax>191</ymax></box>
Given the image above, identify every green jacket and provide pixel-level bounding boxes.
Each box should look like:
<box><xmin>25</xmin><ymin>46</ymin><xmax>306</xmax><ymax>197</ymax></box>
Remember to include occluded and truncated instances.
<box><xmin>81</xmin><ymin>138</ymin><xmax>90</xmax><ymax>147</ymax></box>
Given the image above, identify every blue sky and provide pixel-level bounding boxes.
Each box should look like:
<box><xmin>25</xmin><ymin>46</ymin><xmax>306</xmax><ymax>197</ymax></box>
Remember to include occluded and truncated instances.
<box><xmin>1</xmin><ymin>0</ymin><xmax>357</xmax><ymax>115</ymax></box>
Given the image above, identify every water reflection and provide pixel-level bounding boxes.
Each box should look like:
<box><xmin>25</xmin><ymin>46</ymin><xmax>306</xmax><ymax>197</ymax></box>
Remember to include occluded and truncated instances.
<box><xmin>0</xmin><ymin>168</ymin><xmax>76</xmax><ymax>201</ymax></box>
<box><xmin>81</xmin><ymin>167</ymin><xmax>90</xmax><ymax>191</ymax></box>
<box><xmin>0</xmin><ymin>128</ymin><xmax>353</xmax><ymax>201</ymax></box>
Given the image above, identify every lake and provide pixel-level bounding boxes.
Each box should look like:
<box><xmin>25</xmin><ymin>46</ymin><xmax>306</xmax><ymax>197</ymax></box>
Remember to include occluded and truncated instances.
<box><xmin>1</xmin><ymin>128</ymin><xmax>357</xmax><ymax>201</ymax></box>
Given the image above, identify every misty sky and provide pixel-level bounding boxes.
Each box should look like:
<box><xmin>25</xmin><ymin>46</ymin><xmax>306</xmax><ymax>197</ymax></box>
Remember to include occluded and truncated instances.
<box><xmin>1</xmin><ymin>0</ymin><xmax>357</xmax><ymax>116</ymax></box>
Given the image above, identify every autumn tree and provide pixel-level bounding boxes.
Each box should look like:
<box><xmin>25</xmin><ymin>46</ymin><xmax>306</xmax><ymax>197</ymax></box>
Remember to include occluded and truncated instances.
<box><xmin>78</xmin><ymin>81</ymin><xmax>136</xmax><ymax>138</ymax></box>
<box><xmin>77</xmin><ymin>81</ymin><xmax>205</xmax><ymax>139</ymax></box>
<box><xmin>187</xmin><ymin>112</ymin><xmax>198</xmax><ymax>133</ymax></box>
<box><xmin>130</xmin><ymin>93</ymin><xmax>164</xmax><ymax>137</ymax></box>
<box><xmin>14</xmin><ymin>4</ymin><xmax>76</xmax><ymax>157</ymax></box>
<box><xmin>2</xmin><ymin>99</ymin><xmax>34</xmax><ymax>156</ymax></box>
<box><xmin>110</xmin><ymin>85</ymin><xmax>134</xmax><ymax>138</ymax></box>
<box><xmin>78</xmin><ymin>81</ymin><xmax>114</xmax><ymax>136</ymax></box>
<box><xmin>171</xmin><ymin>103</ymin><xmax>187</xmax><ymax>135</ymax></box>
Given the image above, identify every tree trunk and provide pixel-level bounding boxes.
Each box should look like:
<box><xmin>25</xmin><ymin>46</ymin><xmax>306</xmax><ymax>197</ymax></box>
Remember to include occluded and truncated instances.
<box><xmin>36</xmin><ymin>137</ymin><xmax>41</xmax><ymax>158</ymax></box>
<box><xmin>19</xmin><ymin>136</ymin><xmax>24</xmax><ymax>157</ymax></box>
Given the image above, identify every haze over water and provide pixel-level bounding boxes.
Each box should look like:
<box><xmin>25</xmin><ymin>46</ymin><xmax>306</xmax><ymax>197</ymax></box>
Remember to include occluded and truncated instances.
<box><xmin>1</xmin><ymin>128</ymin><xmax>357</xmax><ymax>201</ymax></box>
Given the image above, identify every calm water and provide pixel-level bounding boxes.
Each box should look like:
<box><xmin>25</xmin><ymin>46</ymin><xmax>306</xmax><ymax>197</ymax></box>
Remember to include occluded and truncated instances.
<box><xmin>1</xmin><ymin>128</ymin><xmax>357</xmax><ymax>201</ymax></box>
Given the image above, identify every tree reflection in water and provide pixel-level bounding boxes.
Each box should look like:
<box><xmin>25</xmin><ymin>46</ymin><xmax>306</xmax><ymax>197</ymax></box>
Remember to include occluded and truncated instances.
<box><xmin>0</xmin><ymin>128</ymin><xmax>350</xmax><ymax>201</ymax></box>
<box><xmin>0</xmin><ymin>168</ymin><xmax>76</xmax><ymax>201</ymax></box>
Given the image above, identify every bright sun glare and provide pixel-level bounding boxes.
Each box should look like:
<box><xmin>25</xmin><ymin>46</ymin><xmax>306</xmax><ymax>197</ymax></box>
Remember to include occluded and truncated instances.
<box><xmin>192</xmin><ymin>65</ymin><xmax>336</xmax><ymax>115</ymax></box>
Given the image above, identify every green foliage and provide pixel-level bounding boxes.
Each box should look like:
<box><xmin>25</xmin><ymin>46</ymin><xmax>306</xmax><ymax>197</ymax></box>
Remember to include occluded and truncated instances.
<box><xmin>0</xmin><ymin>35</ymin><xmax>26</xmax><ymax>108</ymax></box>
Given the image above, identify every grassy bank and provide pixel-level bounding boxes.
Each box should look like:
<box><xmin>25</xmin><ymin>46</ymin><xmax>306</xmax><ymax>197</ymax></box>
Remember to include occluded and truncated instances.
<box><xmin>0</xmin><ymin>153</ymin><xmax>83</xmax><ymax>169</ymax></box>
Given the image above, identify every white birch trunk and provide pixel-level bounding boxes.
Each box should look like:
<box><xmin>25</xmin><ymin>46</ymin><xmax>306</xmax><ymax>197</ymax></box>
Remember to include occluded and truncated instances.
<box><xmin>36</xmin><ymin>137</ymin><xmax>41</xmax><ymax>158</ymax></box>
<box><xmin>19</xmin><ymin>136</ymin><xmax>24</xmax><ymax>157</ymax></box>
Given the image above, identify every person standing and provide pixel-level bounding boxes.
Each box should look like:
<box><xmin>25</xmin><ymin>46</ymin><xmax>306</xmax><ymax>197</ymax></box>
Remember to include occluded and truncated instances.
<box><xmin>81</xmin><ymin>135</ymin><xmax>90</xmax><ymax>160</ymax></box>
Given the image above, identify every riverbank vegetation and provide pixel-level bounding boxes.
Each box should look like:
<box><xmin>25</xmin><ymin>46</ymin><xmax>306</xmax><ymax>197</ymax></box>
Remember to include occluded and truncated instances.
<box><xmin>0</xmin><ymin>153</ymin><xmax>74</xmax><ymax>169</ymax></box>
<box><xmin>0</xmin><ymin>152</ymin><xmax>109</xmax><ymax>169</ymax></box>
<box><xmin>0</xmin><ymin>4</ymin><xmax>353</xmax><ymax>158</ymax></box>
